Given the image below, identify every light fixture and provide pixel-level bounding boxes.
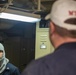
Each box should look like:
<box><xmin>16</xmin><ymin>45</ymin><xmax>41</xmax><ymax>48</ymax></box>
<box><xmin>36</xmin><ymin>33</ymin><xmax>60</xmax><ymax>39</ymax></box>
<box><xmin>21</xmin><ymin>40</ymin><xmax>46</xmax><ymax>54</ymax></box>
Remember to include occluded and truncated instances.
<box><xmin>0</xmin><ymin>9</ymin><xmax>41</xmax><ymax>23</ymax></box>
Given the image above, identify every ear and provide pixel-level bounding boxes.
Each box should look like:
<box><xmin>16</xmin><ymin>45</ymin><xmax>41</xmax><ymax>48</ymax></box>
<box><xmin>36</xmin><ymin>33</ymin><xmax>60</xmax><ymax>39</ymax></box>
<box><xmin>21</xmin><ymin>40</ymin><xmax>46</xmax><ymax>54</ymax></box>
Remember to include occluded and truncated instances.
<box><xmin>49</xmin><ymin>22</ymin><xmax>55</xmax><ymax>35</ymax></box>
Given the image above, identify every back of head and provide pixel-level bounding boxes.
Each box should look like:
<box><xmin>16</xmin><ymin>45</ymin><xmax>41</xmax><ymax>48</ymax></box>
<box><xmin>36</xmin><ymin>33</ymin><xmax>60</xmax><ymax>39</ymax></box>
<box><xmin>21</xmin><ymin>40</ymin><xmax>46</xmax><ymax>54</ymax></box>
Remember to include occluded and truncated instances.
<box><xmin>45</xmin><ymin>0</ymin><xmax>76</xmax><ymax>30</ymax></box>
<box><xmin>45</xmin><ymin>0</ymin><xmax>76</xmax><ymax>38</ymax></box>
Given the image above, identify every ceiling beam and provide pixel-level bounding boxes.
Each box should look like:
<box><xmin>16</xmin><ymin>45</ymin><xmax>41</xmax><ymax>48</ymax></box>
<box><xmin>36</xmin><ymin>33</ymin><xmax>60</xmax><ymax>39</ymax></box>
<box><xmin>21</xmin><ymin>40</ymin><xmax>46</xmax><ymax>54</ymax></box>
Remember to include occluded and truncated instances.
<box><xmin>41</xmin><ymin>0</ymin><xmax>54</xmax><ymax>2</ymax></box>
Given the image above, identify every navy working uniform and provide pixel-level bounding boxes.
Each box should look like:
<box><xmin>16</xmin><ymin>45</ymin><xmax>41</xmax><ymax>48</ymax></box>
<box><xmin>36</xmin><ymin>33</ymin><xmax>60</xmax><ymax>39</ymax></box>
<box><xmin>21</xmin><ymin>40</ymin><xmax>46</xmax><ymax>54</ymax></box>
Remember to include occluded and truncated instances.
<box><xmin>21</xmin><ymin>42</ymin><xmax>76</xmax><ymax>75</ymax></box>
<box><xmin>21</xmin><ymin>0</ymin><xmax>76</xmax><ymax>75</ymax></box>
<box><xmin>1</xmin><ymin>63</ymin><xmax>20</xmax><ymax>75</ymax></box>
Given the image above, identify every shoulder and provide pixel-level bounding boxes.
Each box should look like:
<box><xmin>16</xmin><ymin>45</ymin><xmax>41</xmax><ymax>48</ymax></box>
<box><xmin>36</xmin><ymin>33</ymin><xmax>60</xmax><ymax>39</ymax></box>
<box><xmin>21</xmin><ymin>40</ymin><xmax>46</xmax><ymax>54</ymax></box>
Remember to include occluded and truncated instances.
<box><xmin>25</xmin><ymin>49</ymin><xmax>62</xmax><ymax>70</ymax></box>
<box><xmin>6</xmin><ymin>62</ymin><xmax>20</xmax><ymax>73</ymax></box>
<box><xmin>22</xmin><ymin>54</ymin><xmax>53</xmax><ymax>75</ymax></box>
<box><xmin>21</xmin><ymin>50</ymin><xmax>64</xmax><ymax>75</ymax></box>
<box><xmin>6</xmin><ymin>63</ymin><xmax>18</xmax><ymax>70</ymax></box>
<box><xmin>3</xmin><ymin>63</ymin><xmax>20</xmax><ymax>75</ymax></box>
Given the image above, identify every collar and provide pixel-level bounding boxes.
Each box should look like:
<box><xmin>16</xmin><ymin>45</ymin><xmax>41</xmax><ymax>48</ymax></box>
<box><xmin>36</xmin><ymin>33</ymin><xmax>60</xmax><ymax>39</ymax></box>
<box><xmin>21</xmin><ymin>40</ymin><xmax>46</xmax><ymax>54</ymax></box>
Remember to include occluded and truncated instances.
<box><xmin>55</xmin><ymin>42</ymin><xmax>76</xmax><ymax>51</ymax></box>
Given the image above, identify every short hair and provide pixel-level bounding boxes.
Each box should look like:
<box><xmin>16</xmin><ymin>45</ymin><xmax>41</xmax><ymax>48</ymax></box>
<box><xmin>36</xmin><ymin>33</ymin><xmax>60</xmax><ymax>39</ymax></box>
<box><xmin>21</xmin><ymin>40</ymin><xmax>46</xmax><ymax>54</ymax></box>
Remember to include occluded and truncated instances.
<box><xmin>53</xmin><ymin>18</ymin><xmax>76</xmax><ymax>38</ymax></box>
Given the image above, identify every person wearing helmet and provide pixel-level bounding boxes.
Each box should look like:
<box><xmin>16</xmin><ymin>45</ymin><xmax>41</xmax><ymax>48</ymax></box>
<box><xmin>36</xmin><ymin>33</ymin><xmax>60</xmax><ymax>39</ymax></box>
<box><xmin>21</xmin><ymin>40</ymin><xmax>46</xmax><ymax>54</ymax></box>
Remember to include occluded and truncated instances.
<box><xmin>0</xmin><ymin>43</ymin><xmax>20</xmax><ymax>75</ymax></box>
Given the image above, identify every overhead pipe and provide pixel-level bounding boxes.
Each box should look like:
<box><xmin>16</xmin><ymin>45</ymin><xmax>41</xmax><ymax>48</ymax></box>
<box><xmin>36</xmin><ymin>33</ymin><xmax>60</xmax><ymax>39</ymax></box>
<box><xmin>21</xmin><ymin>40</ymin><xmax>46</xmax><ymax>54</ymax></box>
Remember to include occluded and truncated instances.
<box><xmin>38</xmin><ymin>0</ymin><xmax>41</xmax><ymax>11</ymax></box>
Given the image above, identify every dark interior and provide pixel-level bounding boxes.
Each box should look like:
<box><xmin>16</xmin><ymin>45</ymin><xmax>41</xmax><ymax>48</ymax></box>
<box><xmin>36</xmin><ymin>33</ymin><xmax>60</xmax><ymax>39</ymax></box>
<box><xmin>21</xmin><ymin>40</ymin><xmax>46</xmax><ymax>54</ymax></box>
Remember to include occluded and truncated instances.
<box><xmin>0</xmin><ymin>19</ymin><xmax>36</xmax><ymax>71</ymax></box>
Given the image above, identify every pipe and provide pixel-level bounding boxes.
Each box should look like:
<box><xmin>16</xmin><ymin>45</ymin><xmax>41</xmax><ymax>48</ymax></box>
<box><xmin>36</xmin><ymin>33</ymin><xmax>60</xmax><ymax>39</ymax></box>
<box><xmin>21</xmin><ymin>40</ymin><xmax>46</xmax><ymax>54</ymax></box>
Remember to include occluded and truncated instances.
<box><xmin>38</xmin><ymin>0</ymin><xmax>41</xmax><ymax>11</ymax></box>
